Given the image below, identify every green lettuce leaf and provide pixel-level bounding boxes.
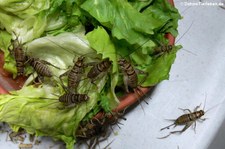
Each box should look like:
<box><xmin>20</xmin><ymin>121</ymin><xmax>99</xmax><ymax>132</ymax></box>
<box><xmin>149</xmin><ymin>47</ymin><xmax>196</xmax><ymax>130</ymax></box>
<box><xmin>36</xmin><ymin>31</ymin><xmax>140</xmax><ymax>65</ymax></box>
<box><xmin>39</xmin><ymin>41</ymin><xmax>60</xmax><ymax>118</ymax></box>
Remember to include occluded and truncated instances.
<box><xmin>0</xmin><ymin>30</ymin><xmax>17</xmax><ymax>77</ymax></box>
<box><xmin>0</xmin><ymin>0</ymin><xmax>50</xmax><ymax>19</ymax></box>
<box><xmin>45</xmin><ymin>0</ymin><xmax>83</xmax><ymax>35</ymax></box>
<box><xmin>0</xmin><ymin>82</ymin><xmax>105</xmax><ymax>149</ymax></box>
<box><xmin>0</xmin><ymin>7</ymin><xmax>48</xmax><ymax>43</ymax></box>
<box><xmin>129</xmin><ymin>0</ymin><xmax>153</xmax><ymax>12</ymax></box>
<box><xmin>86</xmin><ymin>27</ymin><xmax>119</xmax><ymax>109</ymax></box>
<box><xmin>81</xmin><ymin>0</ymin><xmax>163</xmax><ymax>45</ymax></box>
<box><xmin>0</xmin><ymin>0</ymin><xmax>83</xmax><ymax>43</ymax></box>
<box><xmin>142</xmin><ymin>0</ymin><xmax>181</xmax><ymax>36</ymax></box>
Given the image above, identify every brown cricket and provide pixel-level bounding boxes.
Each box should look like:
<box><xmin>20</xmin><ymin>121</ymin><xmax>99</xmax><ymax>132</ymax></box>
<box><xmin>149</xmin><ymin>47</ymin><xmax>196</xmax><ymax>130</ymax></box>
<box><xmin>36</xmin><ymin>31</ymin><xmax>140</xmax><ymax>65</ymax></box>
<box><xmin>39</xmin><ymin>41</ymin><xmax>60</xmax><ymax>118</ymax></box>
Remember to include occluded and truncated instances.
<box><xmin>60</xmin><ymin>56</ymin><xmax>86</xmax><ymax>93</ymax></box>
<box><xmin>27</xmin><ymin>57</ymin><xmax>53</xmax><ymax>77</ymax></box>
<box><xmin>87</xmin><ymin>58</ymin><xmax>112</xmax><ymax>83</ymax></box>
<box><xmin>153</xmin><ymin>21</ymin><xmax>195</xmax><ymax>57</ymax></box>
<box><xmin>117</xmin><ymin>58</ymin><xmax>148</xmax><ymax>104</ymax></box>
<box><xmin>153</xmin><ymin>45</ymin><xmax>174</xmax><ymax>57</ymax></box>
<box><xmin>158</xmin><ymin>105</ymin><xmax>205</xmax><ymax>139</ymax></box>
<box><xmin>26</xmin><ymin>56</ymin><xmax>60</xmax><ymax>82</ymax></box>
<box><xmin>58</xmin><ymin>92</ymin><xmax>89</xmax><ymax>106</ymax></box>
<box><xmin>76</xmin><ymin>110</ymin><xmax>126</xmax><ymax>139</ymax></box>
<box><xmin>158</xmin><ymin>98</ymin><xmax>223</xmax><ymax>139</ymax></box>
<box><xmin>9</xmin><ymin>32</ymin><xmax>26</xmax><ymax>76</ymax></box>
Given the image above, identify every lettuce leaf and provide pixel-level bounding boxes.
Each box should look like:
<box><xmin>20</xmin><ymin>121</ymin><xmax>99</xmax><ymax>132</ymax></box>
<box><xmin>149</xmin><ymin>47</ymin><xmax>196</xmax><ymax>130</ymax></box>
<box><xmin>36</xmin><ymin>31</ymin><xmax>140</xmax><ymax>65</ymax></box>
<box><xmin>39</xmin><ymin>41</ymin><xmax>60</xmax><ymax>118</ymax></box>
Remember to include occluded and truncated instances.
<box><xmin>0</xmin><ymin>83</ymin><xmax>105</xmax><ymax>149</ymax></box>
<box><xmin>86</xmin><ymin>27</ymin><xmax>119</xmax><ymax>109</ymax></box>
<box><xmin>45</xmin><ymin>0</ymin><xmax>83</xmax><ymax>35</ymax></box>
<box><xmin>129</xmin><ymin>0</ymin><xmax>153</xmax><ymax>12</ymax></box>
<box><xmin>0</xmin><ymin>31</ymin><xmax>17</xmax><ymax>77</ymax></box>
<box><xmin>81</xmin><ymin>0</ymin><xmax>163</xmax><ymax>45</ymax></box>
<box><xmin>142</xmin><ymin>0</ymin><xmax>181</xmax><ymax>36</ymax></box>
<box><xmin>0</xmin><ymin>8</ymin><xmax>48</xmax><ymax>43</ymax></box>
<box><xmin>0</xmin><ymin>0</ymin><xmax>50</xmax><ymax>19</ymax></box>
<box><xmin>0</xmin><ymin>0</ymin><xmax>83</xmax><ymax>43</ymax></box>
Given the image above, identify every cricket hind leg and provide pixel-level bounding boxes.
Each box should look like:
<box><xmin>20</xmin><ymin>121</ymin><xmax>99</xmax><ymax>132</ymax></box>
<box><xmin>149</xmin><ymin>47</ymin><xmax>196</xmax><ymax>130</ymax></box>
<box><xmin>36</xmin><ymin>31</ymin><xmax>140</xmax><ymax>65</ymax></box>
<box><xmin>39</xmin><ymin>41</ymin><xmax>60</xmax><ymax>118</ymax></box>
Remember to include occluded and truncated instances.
<box><xmin>111</xmin><ymin>108</ymin><xmax>127</xmax><ymax>121</ymax></box>
<box><xmin>134</xmin><ymin>68</ymin><xmax>149</xmax><ymax>85</ymax></box>
<box><xmin>133</xmin><ymin>68</ymin><xmax>150</xmax><ymax>105</ymax></box>
<box><xmin>39</xmin><ymin>60</ymin><xmax>62</xmax><ymax>70</ymax></box>
<box><xmin>102</xmin><ymin>139</ymin><xmax>114</xmax><ymax>149</ymax></box>
<box><xmin>60</xmin><ymin>81</ymin><xmax>71</xmax><ymax>93</ymax></box>
<box><xmin>160</xmin><ymin>123</ymin><xmax>176</xmax><ymax>131</ymax></box>
<box><xmin>170</xmin><ymin>121</ymin><xmax>193</xmax><ymax>134</ymax></box>
<box><xmin>8</xmin><ymin>46</ymin><xmax>14</xmax><ymax>56</ymax></box>
<box><xmin>158</xmin><ymin>122</ymin><xmax>193</xmax><ymax>139</ymax></box>
<box><xmin>134</xmin><ymin>86</ymin><xmax>149</xmax><ymax>105</ymax></box>
<box><xmin>59</xmin><ymin>71</ymin><xmax>73</xmax><ymax>93</ymax></box>
<box><xmin>132</xmin><ymin>86</ymin><xmax>150</xmax><ymax>115</ymax></box>
<box><xmin>89</xmin><ymin>137</ymin><xmax>97</xmax><ymax>149</ymax></box>
<box><xmin>108</xmin><ymin>111</ymin><xmax>127</xmax><ymax>129</ymax></box>
<box><xmin>122</xmin><ymin>74</ymin><xmax>129</xmax><ymax>93</ymax></box>
<box><xmin>133</xmin><ymin>89</ymin><xmax>147</xmax><ymax>114</ymax></box>
<box><xmin>59</xmin><ymin>70</ymin><xmax>70</xmax><ymax>81</ymax></box>
<box><xmin>154</xmin><ymin>52</ymin><xmax>164</xmax><ymax>58</ymax></box>
<box><xmin>89</xmin><ymin>125</ymin><xmax>111</xmax><ymax>149</ymax></box>
<box><xmin>32</xmin><ymin>74</ymin><xmax>44</xmax><ymax>85</ymax></box>
<box><xmin>90</xmin><ymin>71</ymin><xmax>109</xmax><ymax>89</ymax></box>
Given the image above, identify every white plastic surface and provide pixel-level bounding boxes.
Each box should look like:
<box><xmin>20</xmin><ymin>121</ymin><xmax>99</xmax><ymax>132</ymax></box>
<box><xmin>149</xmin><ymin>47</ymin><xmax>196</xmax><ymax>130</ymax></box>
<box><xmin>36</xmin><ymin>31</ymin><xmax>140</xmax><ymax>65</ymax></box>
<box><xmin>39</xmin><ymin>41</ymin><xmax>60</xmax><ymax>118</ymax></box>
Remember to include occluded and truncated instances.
<box><xmin>1</xmin><ymin>0</ymin><xmax>225</xmax><ymax>149</ymax></box>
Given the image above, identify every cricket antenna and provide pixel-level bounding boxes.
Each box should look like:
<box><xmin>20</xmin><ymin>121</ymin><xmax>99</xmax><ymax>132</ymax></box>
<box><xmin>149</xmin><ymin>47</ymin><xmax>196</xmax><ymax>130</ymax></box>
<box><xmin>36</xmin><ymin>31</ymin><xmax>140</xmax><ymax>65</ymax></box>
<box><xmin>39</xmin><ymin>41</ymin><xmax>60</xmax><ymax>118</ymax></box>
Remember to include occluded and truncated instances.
<box><xmin>180</xmin><ymin>6</ymin><xmax>192</xmax><ymax>15</ymax></box>
<box><xmin>175</xmin><ymin>20</ymin><xmax>194</xmax><ymax>44</ymax></box>
<box><xmin>205</xmin><ymin>101</ymin><xmax>224</xmax><ymax>114</ymax></box>
<box><xmin>203</xmin><ymin>92</ymin><xmax>207</xmax><ymax>111</ymax></box>
<box><xmin>124</xmin><ymin>38</ymin><xmax>153</xmax><ymax>58</ymax></box>
<box><xmin>204</xmin><ymin>95</ymin><xmax>225</xmax><ymax>114</ymax></box>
